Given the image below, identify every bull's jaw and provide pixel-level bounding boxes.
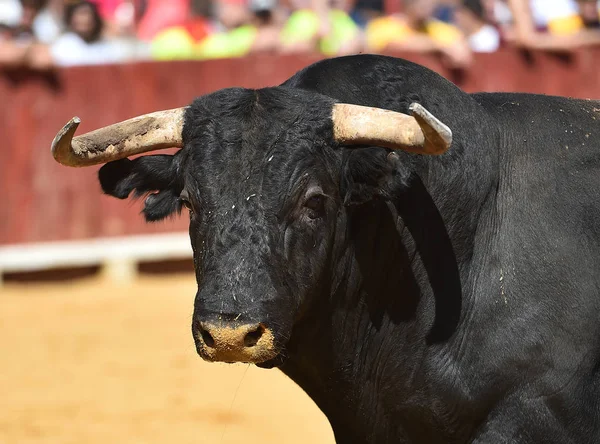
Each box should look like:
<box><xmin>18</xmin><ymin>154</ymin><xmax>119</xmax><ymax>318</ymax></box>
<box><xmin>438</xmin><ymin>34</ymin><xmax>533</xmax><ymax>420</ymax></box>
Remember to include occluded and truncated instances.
<box><xmin>255</xmin><ymin>353</ymin><xmax>287</xmax><ymax>369</ymax></box>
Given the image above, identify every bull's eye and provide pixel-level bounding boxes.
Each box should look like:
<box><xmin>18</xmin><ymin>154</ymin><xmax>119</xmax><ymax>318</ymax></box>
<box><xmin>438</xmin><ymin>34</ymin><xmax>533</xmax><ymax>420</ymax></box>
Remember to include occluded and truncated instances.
<box><xmin>180</xmin><ymin>199</ymin><xmax>193</xmax><ymax>212</ymax></box>
<box><xmin>304</xmin><ymin>194</ymin><xmax>325</xmax><ymax>219</ymax></box>
<box><xmin>179</xmin><ymin>190</ymin><xmax>193</xmax><ymax>214</ymax></box>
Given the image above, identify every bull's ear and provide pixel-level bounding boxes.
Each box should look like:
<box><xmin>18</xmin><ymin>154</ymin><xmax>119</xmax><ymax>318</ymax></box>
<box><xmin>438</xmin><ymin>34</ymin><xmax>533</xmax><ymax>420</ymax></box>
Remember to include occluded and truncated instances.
<box><xmin>98</xmin><ymin>154</ymin><xmax>183</xmax><ymax>222</ymax></box>
<box><xmin>341</xmin><ymin>148</ymin><xmax>404</xmax><ymax>206</ymax></box>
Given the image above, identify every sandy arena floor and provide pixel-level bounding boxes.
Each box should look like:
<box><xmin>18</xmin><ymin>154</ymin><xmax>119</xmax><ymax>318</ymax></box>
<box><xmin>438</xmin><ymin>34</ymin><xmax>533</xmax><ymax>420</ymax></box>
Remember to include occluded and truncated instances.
<box><xmin>0</xmin><ymin>274</ymin><xmax>334</xmax><ymax>444</ymax></box>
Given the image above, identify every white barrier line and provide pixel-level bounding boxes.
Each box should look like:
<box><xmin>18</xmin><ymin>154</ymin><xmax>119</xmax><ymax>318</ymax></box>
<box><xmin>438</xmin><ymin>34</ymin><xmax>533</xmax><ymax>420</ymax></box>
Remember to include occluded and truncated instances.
<box><xmin>0</xmin><ymin>233</ymin><xmax>192</xmax><ymax>273</ymax></box>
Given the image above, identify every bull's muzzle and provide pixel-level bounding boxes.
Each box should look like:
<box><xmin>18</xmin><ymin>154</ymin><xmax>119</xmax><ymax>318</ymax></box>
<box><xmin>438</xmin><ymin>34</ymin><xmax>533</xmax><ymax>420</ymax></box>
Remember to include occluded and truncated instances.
<box><xmin>194</xmin><ymin>322</ymin><xmax>278</xmax><ymax>364</ymax></box>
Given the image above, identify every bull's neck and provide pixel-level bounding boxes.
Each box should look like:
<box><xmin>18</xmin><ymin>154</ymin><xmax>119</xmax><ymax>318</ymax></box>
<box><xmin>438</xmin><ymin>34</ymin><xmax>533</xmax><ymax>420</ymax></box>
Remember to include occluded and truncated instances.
<box><xmin>279</xmin><ymin>156</ymin><xmax>497</xmax><ymax>442</ymax></box>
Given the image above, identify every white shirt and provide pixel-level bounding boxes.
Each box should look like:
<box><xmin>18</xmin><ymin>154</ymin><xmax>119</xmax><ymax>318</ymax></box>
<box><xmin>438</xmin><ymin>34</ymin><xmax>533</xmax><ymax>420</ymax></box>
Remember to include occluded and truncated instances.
<box><xmin>468</xmin><ymin>24</ymin><xmax>501</xmax><ymax>52</ymax></box>
<box><xmin>50</xmin><ymin>33</ymin><xmax>129</xmax><ymax>66</ymax></box>
<box><xmin>33</xmin><ymin>9</ymin><xmax>63</xmax><ymax>44</ymax></box>
<box><xmin>530</xmin><ymin>0</ymin><xmax>579</xmax><ymax>27</ymax></box>
<box><xmin>0</xmin><ymin>0</ymin><xmax>21</xmax><ymax>27</ymax></box>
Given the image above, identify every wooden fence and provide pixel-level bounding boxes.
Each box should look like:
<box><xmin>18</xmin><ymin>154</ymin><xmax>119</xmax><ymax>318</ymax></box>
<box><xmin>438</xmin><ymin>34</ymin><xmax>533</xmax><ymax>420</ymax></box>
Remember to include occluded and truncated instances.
<box><xmin>2</xmin><ymin>49</ymin><xmax>600</xmax><ymax>246</ymax></box>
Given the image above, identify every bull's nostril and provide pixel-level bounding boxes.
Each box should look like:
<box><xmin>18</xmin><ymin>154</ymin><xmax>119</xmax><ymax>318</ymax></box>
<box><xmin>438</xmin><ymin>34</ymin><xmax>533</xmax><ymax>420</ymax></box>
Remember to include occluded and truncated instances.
<box><xmin>244</xmin><ymin>324</ymin><xmax>265</xmax><ymax>347</ymax></box>
<box><xmin>200</xmin><ymin>328</ymin><xmax>215</xmax><ymax>348</ymax></box>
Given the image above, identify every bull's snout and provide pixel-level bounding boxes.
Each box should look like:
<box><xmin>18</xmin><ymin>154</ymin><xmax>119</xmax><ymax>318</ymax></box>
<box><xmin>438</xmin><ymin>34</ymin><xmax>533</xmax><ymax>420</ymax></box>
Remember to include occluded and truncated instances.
<box><xmin>195</xmin><ymin>321</ymin><xmax>277</xmax><ymax>363</ymax></box>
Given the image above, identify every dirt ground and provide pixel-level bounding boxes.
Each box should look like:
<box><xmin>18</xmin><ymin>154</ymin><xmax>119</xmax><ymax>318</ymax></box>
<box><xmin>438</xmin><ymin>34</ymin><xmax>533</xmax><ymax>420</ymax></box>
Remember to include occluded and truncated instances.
<box><xmin>0</xmin><ymin>274</ymin><xmax>334</xmax><ymax>444</ymax></box>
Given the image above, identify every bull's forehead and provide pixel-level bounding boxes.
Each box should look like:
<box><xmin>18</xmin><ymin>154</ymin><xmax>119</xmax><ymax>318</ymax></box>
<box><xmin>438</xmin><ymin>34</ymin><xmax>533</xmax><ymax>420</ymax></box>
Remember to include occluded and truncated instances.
<box><xmin>185</xmin><ymin>141</ymin><xmax>335</xmax><ymax>222</ymax></box>
<box><xmin>181</xmin><ymin>87</ymin><xmax>338</xmax><ymax>214</ymax></box>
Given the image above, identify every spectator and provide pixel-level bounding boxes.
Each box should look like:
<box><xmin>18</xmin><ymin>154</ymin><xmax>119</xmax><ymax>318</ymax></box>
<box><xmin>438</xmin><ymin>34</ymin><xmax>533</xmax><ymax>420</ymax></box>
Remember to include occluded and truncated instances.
<box><xmin>137</xmin><ymin>0</ymin><xmax>190</xmax><ymax>41</ymax></box>
<box><xmin>93</xmin><ymin>0</ymin><xmax>138</xmax><ymax>36</ymax></box>
<box><xmin>215</xmin><ymin>0</ymin><xmax>252</xmax><ymax>30</ymax></box>
<box><xmin>8</xmin><ymin>0</ymin><xmax>47</xmax><ymax>41</ymax></box>
<box><xmin>507</xmin><ymin>0</ymin><xmax>600</xmax><ymax>49</ymax></box>
<box><xmin>531</xmin><ymin>0</ymin><xmax>583</xmax><ymax>34</ymax></box>
<box><xmin>366</xmin><ymin>0</ymin><xmax>472</xmax><ymax>66</ymax></box>
<box><xmin>150</xmin><ymin>0</ymin><xmax>214</xmax><ymax>60</ymax></box>
<box><xmin>454</xmin><ymin>0</ymin><xmax>501</xmax><ymax>52</ymax></box>
<box><xmin>195</xmin><ymin>0</ymin><xmax>283</xmax><ymax>59</ymax></box>
<box><xmin>0</xmin><ymin>34</ymin><xmax>31</xmax><ymax>68</ymax></box>
<box><xmin>350</xmin><ymin>0</ymin><xmax>384</xmax><ymax>28</ymax></box>
<box><xmin>280</xmin><ymin>0</ymin><xmax>363</xmax><ymax>55</ymax></box>
<box><xmin>0</xmin><ymin>0</ymin><xmax>51</xmax><ymax>69</ymax></box>
<box><xmin>9</xmin><ymin>0</ymin><xmax>600</xmax><ymax>69</ymax></box>
<box><xmin>32</xmin><ymin>0</ymin><xmax>63</xmax><ymax>43</ymax></box>
<box><xmin>577</xmin><ymin>0</ymin><xmax>600</xmax><ymax>28</ymax></box>
<box><xmin>488</xmin><ymin>0</ymin><xmax>513</xmax><ymax>31</ymax></box>
<box><xmin>50</xmin><ymin>0</ymin><xmax>128</xmax><ymax>66</ymax></box>
<box><xmin>0</xmin><ymin>0</ymin><xmax>23</xmax><ymax>29</ymax></box>
<box><xmin>435</xmin><ymin>0</ymin><xmax>457</xmax><ymax>23</ymax></box>
<box><xmin>247</xmin><ymin>0</ymin><xmax>285</xmax><ymax>53</ymax></box>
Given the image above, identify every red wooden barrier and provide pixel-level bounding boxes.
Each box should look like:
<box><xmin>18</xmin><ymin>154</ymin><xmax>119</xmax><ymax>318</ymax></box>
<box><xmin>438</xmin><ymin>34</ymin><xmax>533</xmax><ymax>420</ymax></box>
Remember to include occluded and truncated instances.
<box><xmin>2</xmin><ymin>49</ymin><xmax>599</xmax><ymax>245</ymax></box>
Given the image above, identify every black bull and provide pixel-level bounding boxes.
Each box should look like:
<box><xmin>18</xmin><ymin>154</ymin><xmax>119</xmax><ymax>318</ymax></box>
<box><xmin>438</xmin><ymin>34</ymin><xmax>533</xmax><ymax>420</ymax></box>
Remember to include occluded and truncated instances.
<box><xmin>73</xmin><ymin>55</ymin><xmax>600</xmax><ymax>443</ymax></box>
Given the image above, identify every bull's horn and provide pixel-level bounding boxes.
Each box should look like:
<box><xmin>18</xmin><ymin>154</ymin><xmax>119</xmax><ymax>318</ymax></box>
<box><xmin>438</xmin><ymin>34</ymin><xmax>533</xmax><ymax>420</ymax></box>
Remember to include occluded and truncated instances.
<box><xmin>332</xmin><ymin>103</ymin><xmax>452</xmax><ymax>155</ymax></box>
<box><xmin>51</xmin><ymin>108</ymin><xmax>186</xmax><ymax>167</ymax></box>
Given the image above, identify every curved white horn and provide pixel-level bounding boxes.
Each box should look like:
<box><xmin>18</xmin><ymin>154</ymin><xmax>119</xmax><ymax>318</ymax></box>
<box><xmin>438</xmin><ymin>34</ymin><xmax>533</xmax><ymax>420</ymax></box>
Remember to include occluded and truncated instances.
<box><xmin>332</xmin><ymin>102</ymin><xmax>452</xmax><ymax>155</ymax></box>
<box><xmin>51</xmin><ymin>108</ymin><xmax>185</xmax><ymax>167</ymax></box>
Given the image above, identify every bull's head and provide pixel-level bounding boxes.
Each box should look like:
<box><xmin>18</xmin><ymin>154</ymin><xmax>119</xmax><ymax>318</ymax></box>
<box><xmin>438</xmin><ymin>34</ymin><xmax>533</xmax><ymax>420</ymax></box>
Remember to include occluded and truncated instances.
<box><xmin>52</xmin><ymin>87</ymin><xmax>451</xmax><ymax>366</ymax></box>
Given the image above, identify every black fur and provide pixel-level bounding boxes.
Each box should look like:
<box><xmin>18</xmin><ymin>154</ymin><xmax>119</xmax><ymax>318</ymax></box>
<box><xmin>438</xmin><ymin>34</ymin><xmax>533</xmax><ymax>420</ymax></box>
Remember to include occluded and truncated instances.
<box><xmin>98</xmin><ymin>55</ymin><xmax>600</xmax><ymax>444</ymax></box>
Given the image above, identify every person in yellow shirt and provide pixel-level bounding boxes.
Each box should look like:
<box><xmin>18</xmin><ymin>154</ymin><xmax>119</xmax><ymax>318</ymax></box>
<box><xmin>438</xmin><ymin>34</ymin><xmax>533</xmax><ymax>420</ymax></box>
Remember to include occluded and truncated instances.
<box><xmin>366</xmin><ymin>0</ymin><xmax>472</xmax><ymax>66</ymax></box>
<box><xmin>507</xmin><ymin>0</ymin><xmax>600</xmax><ymax>49</ymax></box>
<box><xmin>152</xmin><ymin>0</ymin><xmax>285</xmax><ymax>60</ymax></box>
<box><xmin>279</xmin><ymin>0</ymin><xmax>364</xmax><ymax>55</ymax></box>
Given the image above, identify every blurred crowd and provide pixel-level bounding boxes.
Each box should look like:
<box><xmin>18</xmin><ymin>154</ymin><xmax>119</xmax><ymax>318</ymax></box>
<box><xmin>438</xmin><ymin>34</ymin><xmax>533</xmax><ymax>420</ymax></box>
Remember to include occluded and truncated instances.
<box><xmin>1</xmin><ymin>0</ymin><xmax>600</xmax><ymax>69</ymax></box>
